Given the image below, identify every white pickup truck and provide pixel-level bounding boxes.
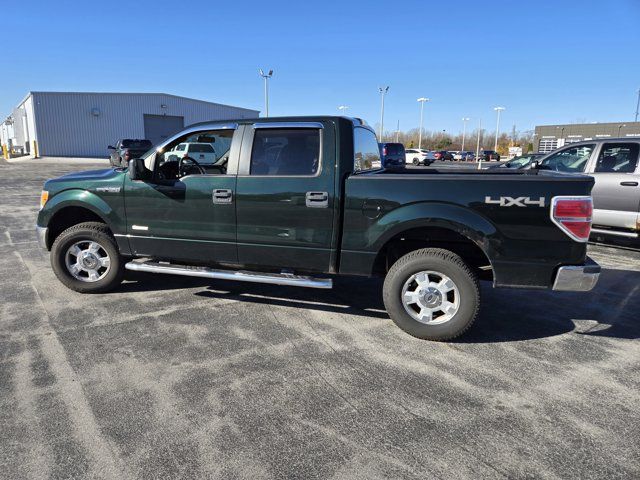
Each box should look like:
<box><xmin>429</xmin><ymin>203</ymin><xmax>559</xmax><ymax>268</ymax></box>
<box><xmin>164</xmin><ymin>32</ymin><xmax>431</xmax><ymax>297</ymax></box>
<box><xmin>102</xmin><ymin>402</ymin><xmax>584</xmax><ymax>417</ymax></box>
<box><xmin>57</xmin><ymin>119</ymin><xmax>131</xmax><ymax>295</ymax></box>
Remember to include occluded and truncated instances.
<box><xmin>166</xmin><ymin>142</ymin><xmax>217</xmax><ymax>164</ymax></box>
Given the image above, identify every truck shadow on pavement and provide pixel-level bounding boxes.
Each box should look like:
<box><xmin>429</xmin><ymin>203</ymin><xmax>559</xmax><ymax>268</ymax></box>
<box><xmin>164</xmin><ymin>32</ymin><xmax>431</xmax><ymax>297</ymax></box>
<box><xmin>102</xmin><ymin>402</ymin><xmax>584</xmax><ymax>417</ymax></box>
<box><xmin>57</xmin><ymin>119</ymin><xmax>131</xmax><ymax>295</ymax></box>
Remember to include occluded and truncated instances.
<box><xmin>121</xmin><ymin>268</ymin><xmax>639</xmax><ymax>343</ymax></box>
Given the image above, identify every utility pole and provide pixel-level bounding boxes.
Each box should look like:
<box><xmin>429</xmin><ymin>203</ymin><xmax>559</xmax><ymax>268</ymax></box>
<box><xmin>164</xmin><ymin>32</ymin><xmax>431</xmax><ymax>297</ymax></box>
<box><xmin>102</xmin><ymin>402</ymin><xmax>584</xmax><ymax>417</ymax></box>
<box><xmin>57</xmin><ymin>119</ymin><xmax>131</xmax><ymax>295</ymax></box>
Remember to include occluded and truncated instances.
<box><xmin>259</xmin><ymin>69</ymin><xmax>273</xmax><ymax>117</ymax></box>
<box><xmin>493</xmin><ymin>106</ymin><xmax>505</xmax><ymax>152</ymax></box>
<box><xmin>395</xmin><ymin>120</ymin><xmax>400</xmax><ymax>142</ymax></box>
<box><xmin>417</xmin><ymin>97</ymin><xmax>430</xmax><ymax>149</ymax></box>
<box><xmin>476</xmin><ymin>118</ymin><xmax>482</xmax><ymax>170</ymax></box>
<box><xmin>379</xmin><ymin>86</ymin><xmax>389</xmax><ymax>141</ymax></box>
<box><xmin>461</xmin><ymin>117</ymin><xmax>470</xmax><ymax>152</ymax></box>
<box><xmin>635</xmin><ymin>88</ymin><xmax>640</xmax><ymax>122</ymax></box>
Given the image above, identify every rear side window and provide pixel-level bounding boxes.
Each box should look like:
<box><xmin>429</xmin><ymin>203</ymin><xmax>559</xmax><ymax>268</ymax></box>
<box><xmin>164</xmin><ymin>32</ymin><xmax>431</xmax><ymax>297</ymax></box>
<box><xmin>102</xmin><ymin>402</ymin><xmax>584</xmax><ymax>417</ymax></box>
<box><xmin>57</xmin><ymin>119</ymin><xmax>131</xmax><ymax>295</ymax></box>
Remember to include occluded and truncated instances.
<box><xmin>354</xmin><ymin>127</ymin><xmax>381</xmax><ymax>171</ymax></box>
<box><xmin>594</xmin><ymin>143</ymin><xmax>639</xmax><ymax>173</ymax></box>
<box><xmin>250</xmin><ymin>128</ymin><xmax>320</xmax><ymax>176</ymax></box>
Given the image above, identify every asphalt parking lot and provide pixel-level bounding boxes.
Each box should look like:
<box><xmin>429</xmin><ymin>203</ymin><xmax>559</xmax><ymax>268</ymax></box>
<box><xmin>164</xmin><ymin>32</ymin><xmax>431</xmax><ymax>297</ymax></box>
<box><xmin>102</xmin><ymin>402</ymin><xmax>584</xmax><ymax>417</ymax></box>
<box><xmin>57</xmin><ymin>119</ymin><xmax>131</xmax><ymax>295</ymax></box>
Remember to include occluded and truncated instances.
<box><xmin>1</xmin><ymin>158</ymin><xmax>639</xmax><ymax>479</ymax></box>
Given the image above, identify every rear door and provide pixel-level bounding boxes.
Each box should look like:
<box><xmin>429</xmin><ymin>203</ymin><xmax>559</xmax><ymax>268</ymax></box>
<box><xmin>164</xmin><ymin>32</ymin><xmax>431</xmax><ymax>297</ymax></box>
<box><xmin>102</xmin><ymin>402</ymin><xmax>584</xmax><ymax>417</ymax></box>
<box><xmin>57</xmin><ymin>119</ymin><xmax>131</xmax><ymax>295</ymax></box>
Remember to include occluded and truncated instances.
<box><xmin>235</xmin><ymin>121</ymin><xmax>336</xmax><ymax>272</ymax></box>
<box><xmin>588</xmin><ymin>141</ymin><xmax>640</xmax><ymax>231</ymax></box>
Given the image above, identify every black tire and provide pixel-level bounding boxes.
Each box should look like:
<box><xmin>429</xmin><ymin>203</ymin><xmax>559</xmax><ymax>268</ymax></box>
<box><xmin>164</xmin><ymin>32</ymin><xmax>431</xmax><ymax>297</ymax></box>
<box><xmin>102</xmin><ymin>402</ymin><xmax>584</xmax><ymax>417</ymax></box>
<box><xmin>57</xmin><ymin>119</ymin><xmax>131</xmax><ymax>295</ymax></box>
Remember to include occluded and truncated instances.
<box><xmin>413</xmin><ymin>158</ymin><xmax>420</xmax><ymax>166</ymax></box>
<box><xmin>51</xmin><ymin>222</ymin><xmax>124</xmax><ymax>293</ymax></box>
<box><xmin>383</xmin><ymin>248</ymin><xmax>479</xmax><ymax>341</ymax></box>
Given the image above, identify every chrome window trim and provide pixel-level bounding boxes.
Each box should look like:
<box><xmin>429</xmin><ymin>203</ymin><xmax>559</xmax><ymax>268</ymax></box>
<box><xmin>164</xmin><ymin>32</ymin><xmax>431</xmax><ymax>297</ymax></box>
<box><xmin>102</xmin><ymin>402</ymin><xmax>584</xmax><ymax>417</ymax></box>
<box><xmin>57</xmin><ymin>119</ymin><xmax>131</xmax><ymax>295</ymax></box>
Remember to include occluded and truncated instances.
<box><xmin>252</xmin><ymin>122</ymin><xmax>324</xmax><ymax>130</ymax></box>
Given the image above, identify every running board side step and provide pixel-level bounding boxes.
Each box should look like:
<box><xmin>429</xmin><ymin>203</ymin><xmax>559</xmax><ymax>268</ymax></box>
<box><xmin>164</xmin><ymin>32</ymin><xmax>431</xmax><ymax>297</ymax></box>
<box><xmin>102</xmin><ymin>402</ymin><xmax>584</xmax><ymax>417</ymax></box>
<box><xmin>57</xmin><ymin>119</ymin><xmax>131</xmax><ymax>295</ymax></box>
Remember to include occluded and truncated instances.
<box><xmin>591</xmin><ymin>228</ymin><xmax>639</xmax><ymax>239</ymax></box>
<box><xmin>125</xmin><ymin>261</ymin><xmax>333</xmax><ymax>289</ymax></box>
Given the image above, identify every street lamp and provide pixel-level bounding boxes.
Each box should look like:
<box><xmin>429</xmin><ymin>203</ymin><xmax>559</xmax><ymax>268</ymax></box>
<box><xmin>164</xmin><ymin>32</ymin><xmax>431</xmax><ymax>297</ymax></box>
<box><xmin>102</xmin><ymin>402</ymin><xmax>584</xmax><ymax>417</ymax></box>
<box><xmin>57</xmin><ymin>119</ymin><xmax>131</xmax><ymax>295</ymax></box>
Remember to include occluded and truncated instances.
<box><xmin>476</xmin><ymin>118</ymin><xmax>483</xmax><ymax>170</ymax></box>
<box><xmin>378</xmin><ymin>86</ymin><xmax>389</xmax><ymax>141</ymax></box>
<box><xmin>493</xmin><ymin>106</ymin><xmax>505</xmax><ymax>152</ymax></box>
<box><xmin>461</xmin><ymin>117</ymin><xmax>470</xmax><ymax>153</ymax></box>
<box><xmin>259</xmin><ymin>69</ymin><xmax>273</xmax><ymax>117</ymax></box>
<box><xmin>417</xmin><ymin>97</ymin><xmax>430</xmax><ymax>149</ymax></box>
<box><xmin>618</xmin><ymin>124</ymin><xmax>627</xmax><ymax>137</ymax></box>
<box><xmin>635</xmin><ymin>88</ymin><xmax>640</xmax><ymax>122</ymax></box>
<box><xmin>338</xmin><ymin>105</ymin><xmax>349</xmax><ymax>115</ymax></box>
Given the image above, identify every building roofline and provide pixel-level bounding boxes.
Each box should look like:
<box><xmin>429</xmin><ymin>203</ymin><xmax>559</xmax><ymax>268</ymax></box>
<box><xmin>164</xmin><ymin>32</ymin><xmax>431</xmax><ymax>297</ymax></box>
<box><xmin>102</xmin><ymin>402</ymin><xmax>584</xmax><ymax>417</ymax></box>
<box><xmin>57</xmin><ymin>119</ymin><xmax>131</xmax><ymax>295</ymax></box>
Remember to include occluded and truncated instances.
<box><xmin>22</xmin><ymin>91</ymin><xmax>259</xmax><ymax>114</ymax></box>
<box><xmin>535</xmin><ymin>121</ymin><xmax>640</xmax><ymax>128</ymax></box>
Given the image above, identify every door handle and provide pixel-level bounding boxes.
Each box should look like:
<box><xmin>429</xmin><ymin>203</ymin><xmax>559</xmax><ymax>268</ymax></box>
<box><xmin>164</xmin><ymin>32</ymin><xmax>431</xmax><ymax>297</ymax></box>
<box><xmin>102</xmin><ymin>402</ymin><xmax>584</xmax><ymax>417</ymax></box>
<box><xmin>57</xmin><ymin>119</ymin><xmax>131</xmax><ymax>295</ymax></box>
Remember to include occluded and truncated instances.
<box><xmin>305</xmin><ymin>191</ymin><xmax>329</xmax><ymax>208</ymax></box>
<box><xmin>212</xmin><ymin>189</ymin><xmax>233</xmax><ymax>204</ymax></box>
<box><xmin>620</xmin><ymin>181</ymin><xmax>639</xmax><ymax>187</ymax></box>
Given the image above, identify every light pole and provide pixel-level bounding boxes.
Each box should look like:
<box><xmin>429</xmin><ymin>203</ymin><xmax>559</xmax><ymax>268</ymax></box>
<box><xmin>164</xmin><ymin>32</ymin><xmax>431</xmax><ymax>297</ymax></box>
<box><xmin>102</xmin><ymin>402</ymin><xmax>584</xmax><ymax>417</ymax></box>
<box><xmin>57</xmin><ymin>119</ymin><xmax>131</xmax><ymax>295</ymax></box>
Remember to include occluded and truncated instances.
<box><xmin>417</xmin><ymin>97</ymin><xmax>430</xmax><ymax>149</ymax></box>
<box><xmin>618</xmin><ymin>124</ymin><xmax>627</xmax><ymax>137</ymax></box>
<box><xmin>461</xmin><ymin>117</ymin><xmax>470</xmax><ymax>152</ymax></box>
<box><xmin>259</xmin><ymin>69</ymin><xmax>273</xmax><ymax>117</ymax></box>
<box><xmin>493</xmin><ymin>106</ymin><xmax>505</xmax><ymax>152</ymax></box>
<box><xmin>635</xmin><ymin>89</ymin><xmax>640</xmax><ymax>122</ymax></box>
<box><xmin>476</xmin><ymin>118</ymin><xmax>482</xmax><ymax>170</ymax></box>
<box><xmin>338</xmin><ymin>105</ymin><xmax>349</xmax><ymax>115</ymax></box>
<box><xmin>378</xmin><ymin>86</ymin><xmax>389</xmax><ymax>141</ymax></box>
<box><xmin>395</xmin><ymin>120</ymin><xmax>400</xmax><ymax>142</ymax></box>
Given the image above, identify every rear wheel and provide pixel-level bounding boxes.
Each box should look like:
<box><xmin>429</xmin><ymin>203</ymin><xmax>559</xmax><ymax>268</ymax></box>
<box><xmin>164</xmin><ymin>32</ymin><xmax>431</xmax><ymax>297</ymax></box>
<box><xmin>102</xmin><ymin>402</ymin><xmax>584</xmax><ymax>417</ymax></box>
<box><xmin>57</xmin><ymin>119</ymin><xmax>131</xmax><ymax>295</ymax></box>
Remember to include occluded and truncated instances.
<box><xmin>413</xmin><ymin>158</ymin><xmax>420</xmax><ymax>166</ymax></box>
<box><xmin>383</xmin><ymin>248</ymin><xmax>479</xmax><ymax>340</ymax></box>
<box><xmin>51</xmin><ymin>222</ymin><xmax>124</xmax><ymax>293</ymax></box>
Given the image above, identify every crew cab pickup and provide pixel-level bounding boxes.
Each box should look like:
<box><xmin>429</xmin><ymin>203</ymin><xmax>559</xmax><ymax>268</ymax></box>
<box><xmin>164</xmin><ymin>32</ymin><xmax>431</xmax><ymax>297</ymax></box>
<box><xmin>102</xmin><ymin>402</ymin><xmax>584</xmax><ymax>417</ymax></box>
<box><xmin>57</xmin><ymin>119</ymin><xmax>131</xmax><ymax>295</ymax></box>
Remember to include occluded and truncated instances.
<box><xmin>36</xmin><ymin>117</ymin><xmax>600</xmax><ymax>340</ymax></box>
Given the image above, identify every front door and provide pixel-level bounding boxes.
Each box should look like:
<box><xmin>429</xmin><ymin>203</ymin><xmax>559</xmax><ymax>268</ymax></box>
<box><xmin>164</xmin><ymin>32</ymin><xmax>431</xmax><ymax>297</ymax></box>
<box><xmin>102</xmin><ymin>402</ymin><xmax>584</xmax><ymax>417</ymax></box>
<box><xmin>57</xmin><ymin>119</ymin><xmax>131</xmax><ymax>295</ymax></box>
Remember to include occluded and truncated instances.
<box><xmin>589</xmin><ymin>142</ymin><xmax>640</xmax><ymax>230</ymax></box>
<box><xmin>235</xmin><ymin>122</ymin><xmax>336</xmax><ymax>273</ymax></box>
<box><xmin>123</xmin><ymin>126</ymin><xmax>240</xmax><ymax>264</ymax></box>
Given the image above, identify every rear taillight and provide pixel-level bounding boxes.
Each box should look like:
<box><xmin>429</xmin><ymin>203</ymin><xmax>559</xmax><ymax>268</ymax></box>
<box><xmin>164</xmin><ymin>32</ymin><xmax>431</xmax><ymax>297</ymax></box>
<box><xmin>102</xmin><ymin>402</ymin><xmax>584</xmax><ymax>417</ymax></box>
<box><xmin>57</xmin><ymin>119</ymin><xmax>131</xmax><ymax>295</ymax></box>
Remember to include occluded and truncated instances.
<box><xmin>551</xmin><ymin>196</ymin><xmax>593</xmax><ymax>242</ymax></box>
<box><xmin>124</xmin><ymin>150</ymin><xmax>131</xmax><ymax>159</ymax></box>
<box><xmin>382</xmin><ymin>146</ymin><xmax>388</xmax><ymax>156</ymax></box>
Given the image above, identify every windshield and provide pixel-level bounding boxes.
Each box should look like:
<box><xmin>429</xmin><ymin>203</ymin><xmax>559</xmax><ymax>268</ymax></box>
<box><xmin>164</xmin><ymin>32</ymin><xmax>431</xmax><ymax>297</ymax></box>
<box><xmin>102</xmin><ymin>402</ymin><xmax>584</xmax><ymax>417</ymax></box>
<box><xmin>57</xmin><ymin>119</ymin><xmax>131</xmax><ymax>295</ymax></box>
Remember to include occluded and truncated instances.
<box><xmin>539</xmin><ymin>145</ymin><xmax>595</xmax><ymax>173</ymax></box>
<box><xmin>384</xmin><ymin>144</ymin><xmax>404</xmax><ymax>155</ymax></box>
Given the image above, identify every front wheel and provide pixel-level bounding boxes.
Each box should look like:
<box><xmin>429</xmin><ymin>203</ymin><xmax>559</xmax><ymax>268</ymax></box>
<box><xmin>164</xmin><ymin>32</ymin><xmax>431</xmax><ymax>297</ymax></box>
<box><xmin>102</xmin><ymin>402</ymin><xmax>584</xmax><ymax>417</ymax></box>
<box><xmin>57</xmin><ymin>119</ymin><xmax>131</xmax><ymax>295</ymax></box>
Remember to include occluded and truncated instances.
<box><xmin>51</xmin><ymin>222</ymin><xmax>125</xmax><ymax>293</ymax></box>
<box><xmin>413</xmin><ymin>158</ymin><xmax>420</xmax><ymax>166</ymax></box>
<box><xmin>383</xmin><ymin>248</ymin><xmax>479</xmax><ymax>340</ymax></box>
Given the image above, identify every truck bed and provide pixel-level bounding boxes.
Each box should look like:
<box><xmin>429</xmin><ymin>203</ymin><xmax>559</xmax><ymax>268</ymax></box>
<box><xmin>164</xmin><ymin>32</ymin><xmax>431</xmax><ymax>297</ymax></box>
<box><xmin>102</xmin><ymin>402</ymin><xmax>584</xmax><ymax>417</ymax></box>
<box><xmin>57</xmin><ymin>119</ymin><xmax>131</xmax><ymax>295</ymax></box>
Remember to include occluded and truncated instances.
<box><xmin>339</xmin><ymin>168</ymin><xmax>594</xmax><ymax>288</ymax></box>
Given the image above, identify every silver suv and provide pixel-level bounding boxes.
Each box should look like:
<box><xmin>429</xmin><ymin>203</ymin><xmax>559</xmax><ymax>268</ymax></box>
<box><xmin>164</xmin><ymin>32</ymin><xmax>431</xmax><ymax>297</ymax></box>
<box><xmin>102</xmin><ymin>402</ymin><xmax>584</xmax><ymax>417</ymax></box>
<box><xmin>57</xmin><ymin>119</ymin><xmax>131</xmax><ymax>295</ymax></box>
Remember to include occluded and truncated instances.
<box><xmin>537</xmin><ymin>138</ymin><xmax>640</xmax><ymax>240</ymax></box>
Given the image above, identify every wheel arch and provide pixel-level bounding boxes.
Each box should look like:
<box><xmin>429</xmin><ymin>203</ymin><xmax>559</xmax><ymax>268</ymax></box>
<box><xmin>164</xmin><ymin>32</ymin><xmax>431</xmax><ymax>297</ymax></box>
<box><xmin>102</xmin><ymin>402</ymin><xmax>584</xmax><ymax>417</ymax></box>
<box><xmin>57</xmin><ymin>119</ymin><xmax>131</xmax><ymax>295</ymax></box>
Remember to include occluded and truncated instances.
<box><xmin>369</xmin><ymin>204</ymin><xmax>499</xmax><ymax>281</ymax></box>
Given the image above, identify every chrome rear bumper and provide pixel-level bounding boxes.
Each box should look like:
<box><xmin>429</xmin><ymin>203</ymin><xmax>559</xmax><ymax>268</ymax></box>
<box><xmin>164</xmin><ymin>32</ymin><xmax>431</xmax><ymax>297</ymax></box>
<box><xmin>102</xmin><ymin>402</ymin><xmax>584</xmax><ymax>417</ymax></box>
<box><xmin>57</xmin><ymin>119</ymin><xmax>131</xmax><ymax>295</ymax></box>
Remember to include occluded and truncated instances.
<box><xmin>36</xmin><ymin>225</ymin><xmax>48</xmax><ymax>250</ymax></box>
<box><xmin>552</xmin><ymin>259</ymin><xmax>600</xmax><ymax>292</ymax></box>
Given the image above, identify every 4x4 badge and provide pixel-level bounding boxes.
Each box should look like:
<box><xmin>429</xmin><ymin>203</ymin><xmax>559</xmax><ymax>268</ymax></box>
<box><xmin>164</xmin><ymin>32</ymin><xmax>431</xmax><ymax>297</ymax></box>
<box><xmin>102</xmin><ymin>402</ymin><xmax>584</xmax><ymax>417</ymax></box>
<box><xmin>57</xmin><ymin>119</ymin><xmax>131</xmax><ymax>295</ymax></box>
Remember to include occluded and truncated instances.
<box><xmin>485</xmin><ymin>196</ymin><xmax>545</xmax><ymax>207</ymax></box>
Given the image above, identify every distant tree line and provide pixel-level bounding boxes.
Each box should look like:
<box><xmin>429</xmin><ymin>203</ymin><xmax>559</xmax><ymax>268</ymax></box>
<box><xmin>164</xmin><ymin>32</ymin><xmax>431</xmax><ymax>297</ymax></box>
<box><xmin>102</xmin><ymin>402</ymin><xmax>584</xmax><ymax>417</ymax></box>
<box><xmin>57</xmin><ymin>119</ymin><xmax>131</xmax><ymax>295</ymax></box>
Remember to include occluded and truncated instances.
<box><xmin>377</xmin><ymin>127</ymin><xmax>536</xmax><ymax>155</ymax></box>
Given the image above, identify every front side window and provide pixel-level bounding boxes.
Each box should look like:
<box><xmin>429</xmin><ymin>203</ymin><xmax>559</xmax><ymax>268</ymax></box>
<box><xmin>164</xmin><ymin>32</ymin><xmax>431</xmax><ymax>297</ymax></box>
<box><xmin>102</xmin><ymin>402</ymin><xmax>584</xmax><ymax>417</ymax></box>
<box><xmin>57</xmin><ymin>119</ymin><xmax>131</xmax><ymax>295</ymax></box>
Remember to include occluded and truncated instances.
<box><xmin>354</xmin><ymin>127</ymin><xmax>381</xmax><ymax>171</ymax></box>
<box><xmin>594</xmin><ymin>143</ymin><xmax>639</xmax><ymax>173</ymax></box>
<box><xmin>250</xmin><ymin>128</ymin><xmax>320</xmax><ymax>176</ymax></box>
<box><xmin>540</xmin><ymin>144</ymin><xmax>595</xmax><ymax>173</ymax></box>
<box><xmin>155</xmin><ymin>129</ymin><xmax>235</xmax><ymax>178</ymax></box>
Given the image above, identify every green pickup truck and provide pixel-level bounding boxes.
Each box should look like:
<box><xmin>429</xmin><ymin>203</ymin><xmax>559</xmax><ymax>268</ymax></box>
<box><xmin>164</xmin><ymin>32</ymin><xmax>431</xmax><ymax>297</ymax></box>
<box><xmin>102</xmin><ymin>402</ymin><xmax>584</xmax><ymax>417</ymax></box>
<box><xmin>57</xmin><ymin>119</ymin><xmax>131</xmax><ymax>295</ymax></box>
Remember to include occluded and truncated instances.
<box><xmin>36</xmin><ymin>116</ymin><xmax>600</xmax><ymax>340</ymax></box>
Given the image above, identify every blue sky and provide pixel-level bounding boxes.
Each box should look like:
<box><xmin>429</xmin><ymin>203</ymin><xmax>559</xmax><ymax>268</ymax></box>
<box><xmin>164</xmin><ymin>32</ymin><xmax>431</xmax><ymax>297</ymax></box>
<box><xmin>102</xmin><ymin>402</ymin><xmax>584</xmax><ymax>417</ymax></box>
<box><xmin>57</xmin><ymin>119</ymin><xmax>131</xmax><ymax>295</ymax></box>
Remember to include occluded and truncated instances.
<box><xmin>2</xmin><ymin>0</ymin><xmax>639</xmax><ymax>135</ymax></box>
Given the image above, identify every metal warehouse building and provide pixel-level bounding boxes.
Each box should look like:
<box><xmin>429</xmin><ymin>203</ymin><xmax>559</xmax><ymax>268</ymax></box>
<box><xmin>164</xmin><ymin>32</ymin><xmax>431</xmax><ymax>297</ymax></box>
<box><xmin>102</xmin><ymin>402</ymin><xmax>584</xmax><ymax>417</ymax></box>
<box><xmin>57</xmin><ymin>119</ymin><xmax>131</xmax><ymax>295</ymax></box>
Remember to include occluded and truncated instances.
<box><xmin>1</xmin><ymin>92</ymin><xmax>259</xmax><ymax>158</ymax></box>
<box><xmin>534</xmin><ymin>121</ymin><xmax>640</xmax><ymax>153</ymax></box>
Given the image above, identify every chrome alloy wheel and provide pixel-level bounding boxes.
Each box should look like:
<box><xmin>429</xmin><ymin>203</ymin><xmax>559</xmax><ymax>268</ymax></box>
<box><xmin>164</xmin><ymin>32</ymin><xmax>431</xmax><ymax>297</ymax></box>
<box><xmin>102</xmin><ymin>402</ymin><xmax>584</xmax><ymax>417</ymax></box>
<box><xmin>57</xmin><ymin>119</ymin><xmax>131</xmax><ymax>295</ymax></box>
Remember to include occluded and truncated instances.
<box><xmin>401</xmin><ymin>271</ymin><xmax>460</xmax><ymax>324</ymax></box>
<box><xmin>64</xmin><ymin>241</ymin><xmax>111</xmax><ymax>282</ymax></box>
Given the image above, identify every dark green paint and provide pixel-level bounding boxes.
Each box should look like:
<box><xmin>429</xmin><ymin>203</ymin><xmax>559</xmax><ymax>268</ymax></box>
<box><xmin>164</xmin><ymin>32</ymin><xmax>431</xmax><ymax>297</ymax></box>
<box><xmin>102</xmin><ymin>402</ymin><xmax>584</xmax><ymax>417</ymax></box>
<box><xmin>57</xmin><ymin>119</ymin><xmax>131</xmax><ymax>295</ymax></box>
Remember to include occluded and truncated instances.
<box><xmin>37</xmin><ymin>116</ymin><xmax>595</xmax><ymax>289</ymax></box>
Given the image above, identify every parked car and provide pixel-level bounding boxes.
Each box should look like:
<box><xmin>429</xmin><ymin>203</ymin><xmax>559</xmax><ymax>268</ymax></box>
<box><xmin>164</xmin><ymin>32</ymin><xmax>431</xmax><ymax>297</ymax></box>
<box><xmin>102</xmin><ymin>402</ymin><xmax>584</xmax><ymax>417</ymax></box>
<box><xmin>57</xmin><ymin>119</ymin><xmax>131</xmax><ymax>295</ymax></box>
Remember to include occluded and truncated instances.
<box><xmin>108</xmin><ymin>139</ymin><xmax>153</xmax><ymax>167</ymax></box>
<box><xmin>379</xmin><ymin>142</ymin><xmax>406</xmax><ymax>169</ymax></box>
<box><xmin>405</xmin><ymin>148</ymin><xmax>435</xmax><ymax>166</ymax></box>
<box><xmin>489</xmin><ymin>153</ymin><xmax>544</xmax><ymax>169</ymax></box>
<box><xmin>533</xmin><ymin>139</ymin><xmax>640</xmax><ymax>240</ymax></box>
<box><xmin>454</xmin><ymin>151</ymin><xmax>476</xmax><ymax>161</ymax></box>
<box><xmin>434</xmin><ymin>150</ymin><xmax>454</xmax><ymax>161</ymax></box>
<box><xmin>477</xmin><ymin>149</ymin><xmax>501</xmax><ymax>161</ymax></box>
<box><xmin>165</xmin><ymin>142</ymin><xmax>218</xmax><ymax>165</ymax></box>
<box><xmin>36</xmin><ymin>116</ymin><xmax>599</xmax><ymax>341</ymax></box>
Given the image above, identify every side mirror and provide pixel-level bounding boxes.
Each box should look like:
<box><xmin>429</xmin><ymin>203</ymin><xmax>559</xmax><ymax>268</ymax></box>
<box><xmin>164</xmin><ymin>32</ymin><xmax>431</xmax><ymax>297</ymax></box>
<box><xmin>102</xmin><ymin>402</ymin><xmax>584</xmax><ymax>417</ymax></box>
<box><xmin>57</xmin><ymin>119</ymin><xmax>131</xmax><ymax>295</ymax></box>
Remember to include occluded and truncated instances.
<box><xmin>128</xmin><ymin>158</ymin><xmax>148</xmax><ymax>180</ymax></box>
<box><xmin>107</xmin><ymin>145</ymin><xmax>115</xmax><ymax>150</ymax></box>
<box><xmin>530</xmin><ymin>160</ymin><xmax>540</xmax><ymax>169</ymax></box>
